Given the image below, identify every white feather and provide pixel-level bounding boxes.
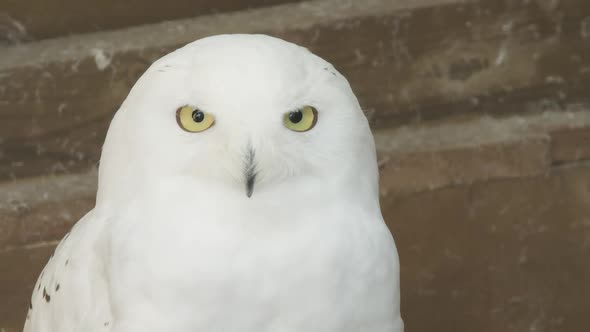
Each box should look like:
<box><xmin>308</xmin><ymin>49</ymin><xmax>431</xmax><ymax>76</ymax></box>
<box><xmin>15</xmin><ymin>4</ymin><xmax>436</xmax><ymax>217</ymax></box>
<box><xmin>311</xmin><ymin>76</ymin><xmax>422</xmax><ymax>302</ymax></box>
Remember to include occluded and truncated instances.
<box><xmin>24</xmin><ymin>34</ymin><xmax>403</xmax><ymax>332</ymax></box>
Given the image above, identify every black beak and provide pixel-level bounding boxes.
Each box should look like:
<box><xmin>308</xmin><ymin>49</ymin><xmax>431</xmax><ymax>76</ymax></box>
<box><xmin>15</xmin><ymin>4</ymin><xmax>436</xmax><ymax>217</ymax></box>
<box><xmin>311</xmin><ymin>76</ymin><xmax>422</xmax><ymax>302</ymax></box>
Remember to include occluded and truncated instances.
<box><xmin>244</xmin><ymin>147</ymin><xmax>257</xmax><ymax>198</ymax></box>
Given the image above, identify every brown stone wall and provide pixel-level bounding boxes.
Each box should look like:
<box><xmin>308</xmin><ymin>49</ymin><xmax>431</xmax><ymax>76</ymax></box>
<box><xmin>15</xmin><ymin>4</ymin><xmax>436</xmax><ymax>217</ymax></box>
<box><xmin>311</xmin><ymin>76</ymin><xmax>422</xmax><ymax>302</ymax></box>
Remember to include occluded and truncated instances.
<box><xmin>1</xmin><ymin>0</ymin><xmax>589</xmax><ymax>331</ymax></box>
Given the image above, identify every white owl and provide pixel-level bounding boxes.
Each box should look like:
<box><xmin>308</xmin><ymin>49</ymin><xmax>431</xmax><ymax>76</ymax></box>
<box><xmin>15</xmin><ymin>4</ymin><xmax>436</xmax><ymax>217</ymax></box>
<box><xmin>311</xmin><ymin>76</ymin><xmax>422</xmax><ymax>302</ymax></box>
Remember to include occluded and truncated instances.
<box><xmin>24</xmin><ymin>34</ymin><xmax>403</xmax><ymax>332</ymax></box>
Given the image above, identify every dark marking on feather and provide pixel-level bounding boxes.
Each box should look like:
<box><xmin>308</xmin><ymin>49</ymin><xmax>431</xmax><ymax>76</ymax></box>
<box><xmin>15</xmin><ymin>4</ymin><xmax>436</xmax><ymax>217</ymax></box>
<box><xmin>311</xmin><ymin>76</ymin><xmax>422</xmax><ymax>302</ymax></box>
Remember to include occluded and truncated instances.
<box><xmin>323</xmin><ymin>67</ymin><xmax>337</xmax><ymax>76</ymax></box>
<box><xmin>55</xmin><ymin>283</ymin><xmax>60</xmax><ymax>292</ymax></box>
<box><xmin>43</xmin><ymin>287</ymin><xmax>50</xmax><ymax>302</ymax></box>
<box><xmin>156</xmin><ymin>64</ymin><xmax>173</xmax><ymax>73</ymax></box>
<box><xmin>244</xmin><ymin>146</ymin><xmax>257</xmax><ymax>198</ymax></box>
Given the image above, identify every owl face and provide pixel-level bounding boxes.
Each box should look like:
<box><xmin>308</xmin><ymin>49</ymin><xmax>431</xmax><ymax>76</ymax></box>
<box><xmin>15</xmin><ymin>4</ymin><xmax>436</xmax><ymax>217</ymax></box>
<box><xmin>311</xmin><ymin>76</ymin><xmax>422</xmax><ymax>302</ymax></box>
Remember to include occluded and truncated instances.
<box><xmin>97</xmin><ymin>35</ymin><xmax>377</xmax><ymax>204</ymax></box>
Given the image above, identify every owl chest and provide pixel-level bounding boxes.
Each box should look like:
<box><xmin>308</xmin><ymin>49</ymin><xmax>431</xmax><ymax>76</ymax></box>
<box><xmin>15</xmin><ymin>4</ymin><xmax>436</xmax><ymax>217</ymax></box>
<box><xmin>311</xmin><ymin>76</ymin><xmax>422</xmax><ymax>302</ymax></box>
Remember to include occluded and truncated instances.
<box><xmin>115</xmin><ymin>207</ymin><xmax>366</xmax><ymax>284</ymax></box>
<box><xmin>108</xmin><ymin>201</ymin><xmax>391</xmax><ymax>328</ymax></box>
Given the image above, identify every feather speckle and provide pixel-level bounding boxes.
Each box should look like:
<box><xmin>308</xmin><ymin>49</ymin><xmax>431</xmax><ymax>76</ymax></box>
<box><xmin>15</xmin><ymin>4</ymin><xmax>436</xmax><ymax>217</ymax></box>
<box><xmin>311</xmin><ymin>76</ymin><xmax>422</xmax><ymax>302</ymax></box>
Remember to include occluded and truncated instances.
<box><xmin>42</xmin><ymin>287</ymin><xmax>50</xmax><ymax>303</ymax></box>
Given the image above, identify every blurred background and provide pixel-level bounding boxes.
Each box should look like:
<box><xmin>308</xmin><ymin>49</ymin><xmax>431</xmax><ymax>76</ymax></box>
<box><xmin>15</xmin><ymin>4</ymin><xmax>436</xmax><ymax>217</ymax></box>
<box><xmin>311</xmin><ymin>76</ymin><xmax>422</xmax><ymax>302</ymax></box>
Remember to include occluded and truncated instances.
<box><xmin>1</xmin><ymin>0</ymin><xmax>589</xmax><ymax>331</ymax></box>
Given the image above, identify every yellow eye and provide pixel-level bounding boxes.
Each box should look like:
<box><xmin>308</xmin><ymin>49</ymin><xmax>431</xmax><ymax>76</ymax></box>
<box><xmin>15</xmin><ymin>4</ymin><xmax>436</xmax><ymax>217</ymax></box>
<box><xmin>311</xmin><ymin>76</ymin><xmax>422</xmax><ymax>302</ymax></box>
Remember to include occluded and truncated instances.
<box><xmin>283</xmin><ymin>106</ymin><xmax>318</xmax><ymax>132</ymax></box>
<box><xmin>176</xmin><ymin>106</ymin><xmax>215</xmax><ymax>133</ymax></box>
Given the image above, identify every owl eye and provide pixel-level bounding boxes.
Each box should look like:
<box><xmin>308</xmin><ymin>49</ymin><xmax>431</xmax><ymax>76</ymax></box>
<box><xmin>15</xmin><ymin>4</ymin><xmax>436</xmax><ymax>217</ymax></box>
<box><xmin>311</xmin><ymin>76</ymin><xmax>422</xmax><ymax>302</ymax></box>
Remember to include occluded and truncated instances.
<box><xmin>176</xmin><ymin>106</ymin><xmax>215</xmax><ymax>132</ymax></box>
<box><xmin>283</xmin><ymin>106</ymin><xmax>318</xmax><ymax>132</ymax></box>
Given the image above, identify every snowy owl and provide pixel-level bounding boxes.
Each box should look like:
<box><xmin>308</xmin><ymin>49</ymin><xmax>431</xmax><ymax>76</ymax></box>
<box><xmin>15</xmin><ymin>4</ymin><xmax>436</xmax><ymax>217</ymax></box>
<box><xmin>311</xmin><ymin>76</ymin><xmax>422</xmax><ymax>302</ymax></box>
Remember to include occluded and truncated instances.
<box><xmin>24</xmin><ymin>34</ymin><xmax>403</xmax><ymax>332</ymax></box>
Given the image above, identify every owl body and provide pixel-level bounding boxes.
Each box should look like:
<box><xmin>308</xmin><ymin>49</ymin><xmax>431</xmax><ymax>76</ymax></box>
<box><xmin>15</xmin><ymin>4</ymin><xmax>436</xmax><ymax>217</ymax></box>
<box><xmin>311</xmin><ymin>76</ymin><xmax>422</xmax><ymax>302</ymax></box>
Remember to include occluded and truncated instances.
<box><xmin>24</xmin><ymin>34</ymin><xmax>403</xmax><ymax>332</ymax></box>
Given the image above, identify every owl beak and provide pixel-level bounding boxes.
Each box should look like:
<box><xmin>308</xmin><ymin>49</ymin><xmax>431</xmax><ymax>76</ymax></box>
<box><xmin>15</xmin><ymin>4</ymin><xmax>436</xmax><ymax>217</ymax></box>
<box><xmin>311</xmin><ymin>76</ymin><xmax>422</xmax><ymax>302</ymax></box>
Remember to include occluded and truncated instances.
<box><xmin>246</xmin><ymin>173</ymin><xmax>256</xmax><ymax>198</ymax></box>
<box><xmin>244</xmin><ymin>147</ymin><xmax>257</xmax><ymax>198</ymax></box>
